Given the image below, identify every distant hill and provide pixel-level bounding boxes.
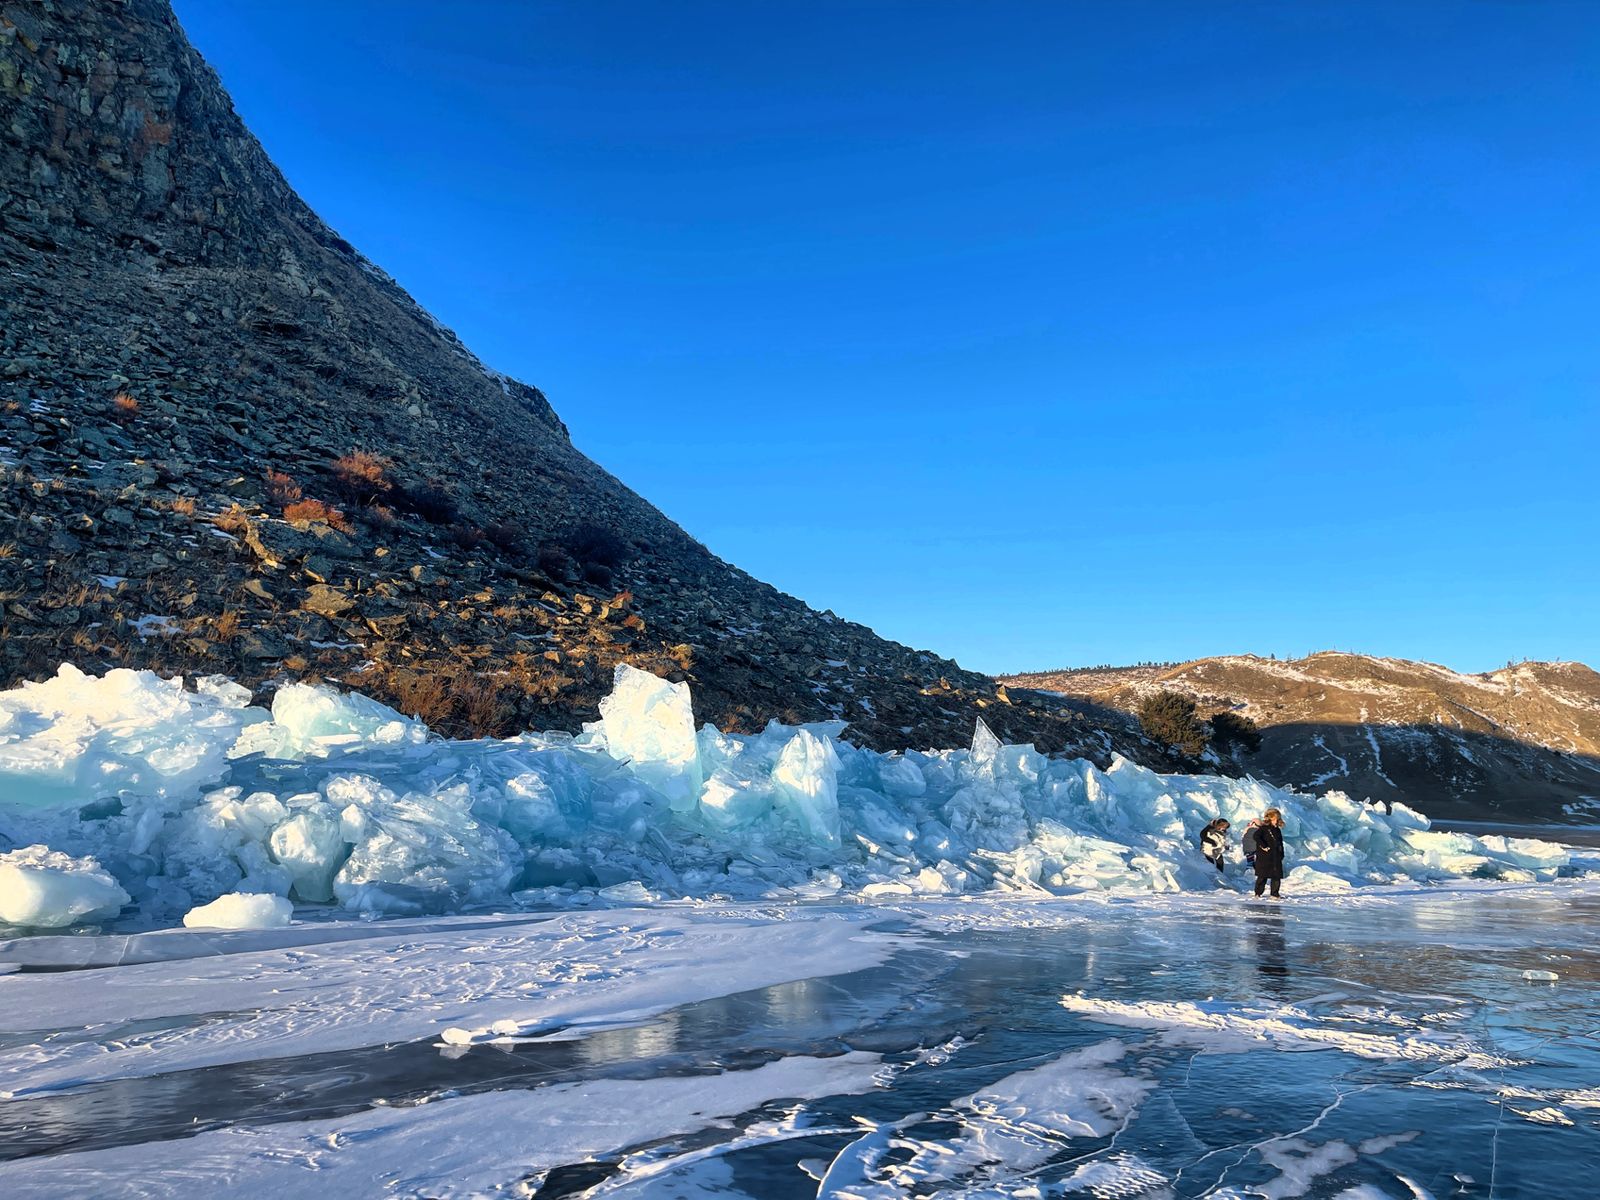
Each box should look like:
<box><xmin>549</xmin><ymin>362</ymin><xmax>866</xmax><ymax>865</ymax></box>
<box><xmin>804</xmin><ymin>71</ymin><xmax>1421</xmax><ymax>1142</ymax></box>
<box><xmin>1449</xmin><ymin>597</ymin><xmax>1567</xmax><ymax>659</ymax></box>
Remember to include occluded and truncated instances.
<box><xmin>1004</xmin><ymin>653</ymin><xmax>1600</xmax><ymax>822</ymax></box>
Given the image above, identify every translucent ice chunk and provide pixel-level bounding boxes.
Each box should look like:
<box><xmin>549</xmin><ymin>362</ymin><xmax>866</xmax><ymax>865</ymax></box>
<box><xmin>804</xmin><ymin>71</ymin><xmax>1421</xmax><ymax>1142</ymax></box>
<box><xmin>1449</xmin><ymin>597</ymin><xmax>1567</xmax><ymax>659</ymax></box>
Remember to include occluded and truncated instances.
<box><xmin>231</xmin><ymin>684</ymin><xmax>426</xmax><ymax>760</ymax></box>
<box><xmin>269</xmin><ymin>808</ymin><xmax>348</xmax><ymax>902</ymax></box>
<box><xmin>0</xmin><ymin>665</ymin><xmax>264</xmax><ymax>811</ymax></box>
<box><xmin>1522</xmin><ymin>969</ymin><xmax>1559</xmax><ymax>982</ymax></box>
<box><xmin>0</xmin><ymin>845</ymin><xmax>130</xmax><ymax>928</ymax></box>
<box><xmin>161</xmin><ymin>787</ymin><xmax>294</xmax><ymax>905</ymax></box>
<box><xmin>971</xmin><ymin>718</ymin><xmax>1001</xmax><ymax>766</ymax></box>
<box><xmin>331</xmin><ymin>778</ymin><xmax>521</xmax><ymax>915</ymax></box>
<box><xmin>699</xmin><ymin>767</ymin><xmax>774</xmax><ymax>831</ymax></box>
<box><xmin>182</xmin><ymin>892</ymin><xmax>294</xmax><ymax>930</ymax></box>
<box><xmin>772</xmin><ymin>729</ymin><xmax>842</xmax><ymax>846</ymax></box>
<box><xmin>595</xmin><ymin>664</ymin><xmax>701</xmax><ymax>810</ymax></box>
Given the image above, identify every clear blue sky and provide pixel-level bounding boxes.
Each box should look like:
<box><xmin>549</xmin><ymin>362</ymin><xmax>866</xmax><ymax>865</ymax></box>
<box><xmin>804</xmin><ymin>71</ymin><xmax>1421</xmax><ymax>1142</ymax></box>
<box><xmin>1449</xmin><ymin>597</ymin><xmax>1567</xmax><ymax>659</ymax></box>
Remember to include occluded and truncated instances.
<box><xmin>174</xmin><ymin>1</ymin><xmax>1598</xmax><ymax>676</ymax></box>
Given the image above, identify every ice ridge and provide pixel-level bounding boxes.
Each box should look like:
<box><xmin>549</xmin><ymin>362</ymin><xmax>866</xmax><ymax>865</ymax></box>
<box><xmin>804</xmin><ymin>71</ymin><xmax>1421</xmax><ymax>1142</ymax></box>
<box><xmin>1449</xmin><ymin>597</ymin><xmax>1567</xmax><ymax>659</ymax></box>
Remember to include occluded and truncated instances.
<box><xmin>0</xmin><ymin>663</ymin><xmax>1579</xmax><ymax>928</ymax></box>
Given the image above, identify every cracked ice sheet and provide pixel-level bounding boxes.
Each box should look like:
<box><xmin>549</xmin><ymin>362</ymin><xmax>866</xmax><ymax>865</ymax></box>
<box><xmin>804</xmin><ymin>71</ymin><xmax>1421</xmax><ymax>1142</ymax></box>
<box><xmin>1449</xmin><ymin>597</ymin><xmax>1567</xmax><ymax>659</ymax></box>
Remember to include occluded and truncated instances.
<box><xmin>823</xmin><ymin>1041</ymin><xmax>1156</xmax><ymax>1197</ymax></box>
<box><xmin>0</xmin><ymin>906</ymin><xmax>904</xmax><ymax>1098</ymax></box>
<box><xmin>0</xmin><ymin>1051</ymin><xmax>884</xmax><ymax>1200</ymax></box>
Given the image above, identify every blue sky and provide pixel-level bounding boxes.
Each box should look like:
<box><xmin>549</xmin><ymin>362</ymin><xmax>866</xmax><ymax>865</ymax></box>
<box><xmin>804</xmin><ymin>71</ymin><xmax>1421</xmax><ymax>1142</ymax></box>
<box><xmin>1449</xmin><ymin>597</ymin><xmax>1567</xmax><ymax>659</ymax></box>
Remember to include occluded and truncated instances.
<box><xmin>174</xmin><ymin>1</ymin><xmax>1599</xmax><ymax>675</ymax></box>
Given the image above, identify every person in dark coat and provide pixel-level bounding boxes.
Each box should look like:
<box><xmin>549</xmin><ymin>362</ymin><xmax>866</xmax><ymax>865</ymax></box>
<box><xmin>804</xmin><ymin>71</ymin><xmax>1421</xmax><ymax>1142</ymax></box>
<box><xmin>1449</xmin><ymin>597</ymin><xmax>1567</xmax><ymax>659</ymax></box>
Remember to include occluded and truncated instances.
<box><xmin>1252</xmin><ymin>807</ymin><xmax>1286</xmax><ymax>898</ymax></box>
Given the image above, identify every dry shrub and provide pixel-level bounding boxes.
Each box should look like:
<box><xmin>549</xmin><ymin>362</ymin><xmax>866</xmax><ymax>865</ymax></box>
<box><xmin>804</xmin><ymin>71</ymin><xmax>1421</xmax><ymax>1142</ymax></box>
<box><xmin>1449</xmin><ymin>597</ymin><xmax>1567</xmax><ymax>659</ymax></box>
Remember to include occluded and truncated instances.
<box><xmin>367</xmin><ymin>661</ymin><xmax>521</xmax><ymax>737</ymax></box>
<box><xmin>448</xmin><ymin>523</ymin><xmax>486</xmax><ymax>550</ymax></box>
<box><xmin>361</xmin><ymin>503</ymin><xmax>397</xmax><ymax>531</ymax></box>
<box><xmin>212</xmin><ymin>609</ymin><xmax>242</xmax><ymax>639</ymax></box>
<box><xmin>169</xmin><ymin>496</ymin><xmax>197</xmax><ymax>516</ymax></box>
<box><xmin>536</xmin><ymin>544</ymin><xmax>573</xmax><ymax>579</ymax></box>
<box><xmin>111</xmin><ymin>392</ymin><xmax>139</xmax><ymax>420</ymax></box>
<box><xmin>401</xmin><ymin>482</ymin><xmax>458</xmax><ymax>526</ymax></box>
<box><xmin>385</xmin><ymin>668</ymin><xmax>450</xmax><ymax>724</ymax></box>
<box><xmin>332</xmin><ymin>451</ymin><xmax>392</xmax><ymax>504</ymax></box>
<box><xmin>484</xmin><ymin>520</ymin><xmax>524</xmax><ymax>553</ymax></box>
<box><xmin>265</xmin><ymin>470</ymin><xmax>302</xmax><ymax>506</ymax></box>
<box><xmin>456</xmin><ymin>674</ymin><xmax>519</xmax><ymax>737</ymax></box>
<box><xmin>213</xmin><ymin>505</ymin><xmax>254</xmax><ymax>536</ymax></box>
<box><xmin>284</xmin><ymin>498</ymin><xmax>352</xmax><ymax>533</ymax></box>
<box><xmin>0</xmin><ymin>542</ymin><xmax>15</xmax><ymax>559</ymax></box>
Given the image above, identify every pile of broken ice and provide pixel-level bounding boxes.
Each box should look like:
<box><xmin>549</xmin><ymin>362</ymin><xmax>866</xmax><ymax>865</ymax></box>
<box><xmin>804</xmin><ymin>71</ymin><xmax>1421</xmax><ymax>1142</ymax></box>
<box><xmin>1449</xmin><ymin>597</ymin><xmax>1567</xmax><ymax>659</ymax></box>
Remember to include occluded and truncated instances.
<box><xmin>0</xmin><ymin>663</ymin><xmax>1580</xmax><ymax>929</ymax></box>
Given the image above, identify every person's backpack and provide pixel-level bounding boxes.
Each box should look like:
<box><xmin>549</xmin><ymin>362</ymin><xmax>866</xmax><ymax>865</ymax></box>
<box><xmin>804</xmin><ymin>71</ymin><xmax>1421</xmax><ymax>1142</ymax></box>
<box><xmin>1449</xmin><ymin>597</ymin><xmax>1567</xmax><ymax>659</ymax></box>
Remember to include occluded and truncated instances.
<box><xmin>1241</xmin><ymin>822</ymin><xmax>1260</xmax><ymax>863</ymax></box>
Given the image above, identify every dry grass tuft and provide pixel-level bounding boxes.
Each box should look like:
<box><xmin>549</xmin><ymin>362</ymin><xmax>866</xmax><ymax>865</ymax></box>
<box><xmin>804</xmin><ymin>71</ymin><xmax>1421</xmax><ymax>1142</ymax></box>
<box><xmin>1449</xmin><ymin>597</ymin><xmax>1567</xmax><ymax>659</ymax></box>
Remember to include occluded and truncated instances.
<box><xmin>362</xmin><ymin>659</ymin><xmax>523</xmax><ymax>738</ymax></box>
<box><xmin>283</xmin><ymin>498</ymin><xmax>352</xmax><ymax>533</ymax></box>
<box><xmin>213</xmin><ymin>504</ymin><xmax>254</xmax><ymax>536</ymax></box>
<box><xmin>361</xmin><ymin>503</ymin><xmax>397</xmax><ymax>531</ymax></box>
<box><xmin>265</xmin><ymin>470</ymin><xmax>302</xmax><ymax>506</ymax></box>
<box><xmin>111</xmin><ymin>392</ymin><xmax>140</xmax><ymax>421</ymax></box>
<box><xmin>169</xmin><ymin>496</ymin><xmax>197</xmax><ymax>516</ymax></box>
<box><xmin>331</xmin><ymin>451</ymin><xmax>392</xmax><ymax>504</ymax></box>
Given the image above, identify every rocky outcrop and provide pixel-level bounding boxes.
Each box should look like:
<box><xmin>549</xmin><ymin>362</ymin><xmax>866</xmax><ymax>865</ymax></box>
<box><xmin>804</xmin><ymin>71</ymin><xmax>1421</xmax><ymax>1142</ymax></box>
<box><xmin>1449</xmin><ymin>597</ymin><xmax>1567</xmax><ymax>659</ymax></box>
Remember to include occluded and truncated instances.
<box><xmin>0</xmin><ymin>0</ymin><xmax>1171</xmax><ymax>763</ymax></box>
<box><xmin>1005</xmin><ymin>653</ymin><xmax>1600</xmax><ymax>821</ymax></box>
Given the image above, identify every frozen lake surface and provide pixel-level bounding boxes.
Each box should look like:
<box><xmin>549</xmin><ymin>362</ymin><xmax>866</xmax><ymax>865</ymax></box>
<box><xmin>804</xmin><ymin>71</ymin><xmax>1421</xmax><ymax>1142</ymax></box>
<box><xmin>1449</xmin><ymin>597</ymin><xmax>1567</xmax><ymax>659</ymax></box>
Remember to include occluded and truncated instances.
<box><xmin>4</xmin><ymin>883</ymin><xmax>1600</xmax><ymax>1198</ymax></box>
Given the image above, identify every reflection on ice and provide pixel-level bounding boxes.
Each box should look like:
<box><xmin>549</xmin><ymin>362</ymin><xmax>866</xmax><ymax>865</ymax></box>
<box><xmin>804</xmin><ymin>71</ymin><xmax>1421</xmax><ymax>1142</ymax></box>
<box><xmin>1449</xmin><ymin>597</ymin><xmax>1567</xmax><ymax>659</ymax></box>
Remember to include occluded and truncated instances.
<box><xmin>3</xmin><ymin>887</ymin><xmax>1600</xmax><ymax>1195</ymax></box>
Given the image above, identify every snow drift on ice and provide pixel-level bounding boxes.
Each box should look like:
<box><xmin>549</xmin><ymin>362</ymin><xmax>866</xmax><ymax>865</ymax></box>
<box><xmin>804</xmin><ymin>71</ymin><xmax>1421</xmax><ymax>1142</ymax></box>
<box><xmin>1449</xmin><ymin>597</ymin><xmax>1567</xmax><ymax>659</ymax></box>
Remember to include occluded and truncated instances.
<box><xmin>0</xmin><ymin>662</ymin><xmax>1581</xmax><ymax>926</ymax></box>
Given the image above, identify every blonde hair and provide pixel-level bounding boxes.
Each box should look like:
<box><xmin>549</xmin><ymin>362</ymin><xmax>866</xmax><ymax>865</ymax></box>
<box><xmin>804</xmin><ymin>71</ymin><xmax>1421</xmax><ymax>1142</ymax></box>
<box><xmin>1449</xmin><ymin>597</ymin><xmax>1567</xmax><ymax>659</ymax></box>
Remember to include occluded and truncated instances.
<box><xmin>1264</xmin><ymin>807</ymin><xmax>1282</xmax><ymax>822</ymax></box>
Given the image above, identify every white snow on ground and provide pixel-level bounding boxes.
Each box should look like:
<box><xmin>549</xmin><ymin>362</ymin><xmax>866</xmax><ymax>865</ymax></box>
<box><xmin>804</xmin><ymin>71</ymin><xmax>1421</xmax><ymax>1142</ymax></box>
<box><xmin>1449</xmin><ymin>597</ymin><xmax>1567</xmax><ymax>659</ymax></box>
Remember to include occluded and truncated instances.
<box><xmin>1307</xmin><ymin>733</ymin><xmax>1350</xmax><ymax>786</ymax></box>
<box><xmin>0</xmin><ymin>664</ymin><xmax>1586</xmax><ymax>930</ymax></box>
<box><xmin>1362</xmin><ymin>725</ymin><xmax>1395</xmax><ymax>788</ymax></box>
<box><xmin>181</xmin><ymin>891</ymin><xmax>292</xmax><ymax>930</ymax></box>
<box><xmin>0</xmin><ymin>906</ymin><xmax>901</xmax><ymax>1097</ymax></box>
<box><xmin>1058</xmin><ymin>994</ymin><xmax>1518</xmax><ymax>1070</ymax></box>
<box><xmin>0</xmin><ymin>1052</ymin><xmax>885</xmax><ymax>1200</ymax></box>
<box><xmin>808</xmin><ymin>1039</ymin><xmax>1157</xmax><ymax>1196</ymax></box>
<box><xmin>962</xmin><ymin>1038</ymin><xmax>1153</xmax><ymax>1141</ymax></box>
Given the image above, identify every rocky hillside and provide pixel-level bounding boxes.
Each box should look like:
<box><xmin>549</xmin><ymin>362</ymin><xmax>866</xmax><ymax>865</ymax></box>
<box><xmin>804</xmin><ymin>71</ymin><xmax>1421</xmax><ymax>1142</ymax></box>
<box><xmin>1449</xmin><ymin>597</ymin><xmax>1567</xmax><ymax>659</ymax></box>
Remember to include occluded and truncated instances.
<box><xmin>1005</xmin><ymin>654</ymin><xmax>1600</xmax><ymax>821</ymax></box>
<box><xmin>0</xmin><ymin>0</ymin><xmax>1181</xmax><ymax>764</ymax></box>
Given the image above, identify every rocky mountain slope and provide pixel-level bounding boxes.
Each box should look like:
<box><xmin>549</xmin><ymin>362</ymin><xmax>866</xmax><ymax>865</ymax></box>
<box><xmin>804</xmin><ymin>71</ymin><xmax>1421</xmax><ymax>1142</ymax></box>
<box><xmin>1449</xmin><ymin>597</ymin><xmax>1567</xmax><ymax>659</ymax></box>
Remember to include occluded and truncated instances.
<box><xmin>1005</xmin><ymin>654</ymin><xmax>1600</xmax><ymax>821</ymax></box>
<box><xmin>0</xmin><ymin>0</ymin><xmax>1177</xmax><ymax>764</ymax></box>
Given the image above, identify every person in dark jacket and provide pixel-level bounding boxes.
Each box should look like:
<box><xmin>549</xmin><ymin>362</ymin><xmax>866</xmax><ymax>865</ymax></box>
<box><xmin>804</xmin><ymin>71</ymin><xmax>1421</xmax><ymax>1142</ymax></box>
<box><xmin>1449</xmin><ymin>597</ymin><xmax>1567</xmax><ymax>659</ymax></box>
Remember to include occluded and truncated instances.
<box><xmin>1199</xmin><ymin>818</ymin><xmax>1230</xmax><ymax>873</ymax></box>
<box><xmin>1252</xmin><ymin>807</ymin><xmax>1286</xmax><ymax>898</ymax></box>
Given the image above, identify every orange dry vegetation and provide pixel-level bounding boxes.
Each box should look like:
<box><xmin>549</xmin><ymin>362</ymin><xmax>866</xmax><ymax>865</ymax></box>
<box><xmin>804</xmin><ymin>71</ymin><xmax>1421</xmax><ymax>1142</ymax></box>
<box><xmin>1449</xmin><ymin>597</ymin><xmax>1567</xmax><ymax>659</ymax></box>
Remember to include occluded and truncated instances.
<box><xmin>283</xmin><ymin>498</ymin><xmax>351</xmax><ymax>533</ymax></box>
<box><xmin>332</xmin><ymin>451</ymin><xmax>392</xmax><ymax>500</ymax></box>
<box><xmin>265</xmin><ymin>470</ymin><xmax>302</xmax><ymax>505</ymax></box>
<box><xmin>213</xmin><ymin>504</ymin><xmax>253</xmax><ymax>536</ymax></box>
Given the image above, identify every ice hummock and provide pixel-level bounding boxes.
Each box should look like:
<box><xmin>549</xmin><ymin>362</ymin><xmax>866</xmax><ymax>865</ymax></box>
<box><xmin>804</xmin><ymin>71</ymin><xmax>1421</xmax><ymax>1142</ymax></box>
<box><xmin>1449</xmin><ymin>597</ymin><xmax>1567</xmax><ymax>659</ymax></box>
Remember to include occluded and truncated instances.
<box><xmin>0</xmin><ymin>845</ymin><xmax>131</xmax><ymax>928</ymax></box>
<box><xmin>0</xmin><ymin>662</ymin><xmax>1586</xmax><ymax>928</ymax></box>
<box><xmin>182</xmin><ymin>891</ymin><xmax>293</xmax><ymax>930</ymax></box>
